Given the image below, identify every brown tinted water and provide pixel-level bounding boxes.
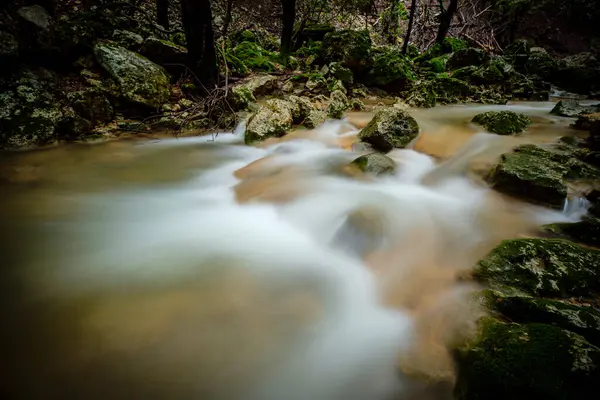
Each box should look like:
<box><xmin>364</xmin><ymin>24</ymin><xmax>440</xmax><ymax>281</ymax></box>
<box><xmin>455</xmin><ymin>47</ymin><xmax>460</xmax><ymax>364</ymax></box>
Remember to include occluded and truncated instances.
<box><xmin>0</xmin><ymin>101</ymin><xmax>586</xmax><ymax>399</ymax></box>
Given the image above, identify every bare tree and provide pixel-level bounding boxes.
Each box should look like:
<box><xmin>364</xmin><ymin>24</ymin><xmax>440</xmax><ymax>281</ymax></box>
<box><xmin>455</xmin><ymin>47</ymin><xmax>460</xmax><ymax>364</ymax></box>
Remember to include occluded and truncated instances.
<box><xmin>402</xmin><ymin>0</ymin><xmax>417</xmax><ymax>54</ymax></box>
<box><xmin>181</xmin><ymin>0</ymin><xmax>218</xmax><ymax>90</ymax></box>
<box><xmin>157</xmin><ymin>0</ymin><xmax>169</xmax><ymax>29</ymax></box>
<box><xmin>435</xmin><ymin>0</ymin><xmax>459</xmax><ymax>44</ymax></box>
<box><xmin>280</xmin><ymin>0</ymin><xmax>296</xmax><ymax>57</ymax></box>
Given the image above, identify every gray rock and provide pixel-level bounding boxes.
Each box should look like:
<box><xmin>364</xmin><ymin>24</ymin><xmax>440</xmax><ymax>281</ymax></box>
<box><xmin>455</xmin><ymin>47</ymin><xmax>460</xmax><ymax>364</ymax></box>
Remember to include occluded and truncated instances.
<box><xmin>94</xmin><ymin>42</ymin><xmax>171</xmax><ymax>108</ymax></box>
<box><xmin>140</xmin><ymin>37</ymin><xmax>188</xmax><ymax>68</ymax></box>
<box><xmin>245</xmin><ymin>99</ymin><xmax>293</xmax><ymax>144</ymax></box>
<box><xmin>351</xmin><ymin>153</ymin><xmax>397</xmax><ymax>176</ymax></box>
<box><xmin>112</xmin><ymin>30</ymin><xmax>144</xmax><ymax>50</ymax></box>
<box><xmin>326</xmin><ymin>90</ymin><xmax>350</xmax><ymax>119</ymax></box>
<box><xmin>228</xmin><ymin>75</ymin><xmax>277</xmax><ymax>110</ymax></box>
<box><xmin>17</xmin><ymin>5</ymin><xmax>50</xmax><ymax>29</ymax></box>
<box><xmin>358</xmin><ymin>108</ymin><xmax>419</xmax><ymax>152</ymax></box>
<box><xmin>550</xmin><ymin>100</ymin><xmax>600</xmax><ymax>118</ymax></box>
<box><xmin>304</xmin><ymin>110</ymin><xmax>327</xmax><ymax>128</ymax></box>
<box><xmin>287</xmin><ymin>95</ymin><xmax>314</xmax><ymax>124</ymax></box>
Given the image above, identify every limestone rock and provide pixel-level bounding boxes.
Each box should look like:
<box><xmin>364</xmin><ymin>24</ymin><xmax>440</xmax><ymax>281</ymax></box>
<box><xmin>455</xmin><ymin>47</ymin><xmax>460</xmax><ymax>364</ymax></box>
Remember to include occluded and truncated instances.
<box><xmin>245</xmin><ymin>99</ymin><xmax>293</xmax><ymax>144</ymax></box>
<box><xmin>94</xmin><ymin>42</ymin><xmax>170</xmax><ymax>108</ymax></box>
<box><xmin>326</xmin><ymin>90</ymin><xmax>350</xmax><ymax>119</ymax></box>
<box><xmin>358</xmin><ymin>108</ymin><xmax>419</xmax><ymax>152</ymax></box>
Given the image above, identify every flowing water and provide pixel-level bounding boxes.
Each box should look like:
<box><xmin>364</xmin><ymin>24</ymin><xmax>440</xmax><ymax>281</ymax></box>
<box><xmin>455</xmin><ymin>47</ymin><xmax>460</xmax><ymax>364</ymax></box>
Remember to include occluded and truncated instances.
<box><xmin>0</xmin><ymin>102</ymin><xmax>588</xmax><ymax>399</ymax></box>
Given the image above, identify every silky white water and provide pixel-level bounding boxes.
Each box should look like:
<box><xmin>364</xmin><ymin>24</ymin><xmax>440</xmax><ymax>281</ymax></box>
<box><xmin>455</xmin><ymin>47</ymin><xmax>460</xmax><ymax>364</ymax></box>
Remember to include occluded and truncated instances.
<box><xmin>0</xmin><ymin>104</ymin><xmax>585</xmax><ymax>399</ymax></box>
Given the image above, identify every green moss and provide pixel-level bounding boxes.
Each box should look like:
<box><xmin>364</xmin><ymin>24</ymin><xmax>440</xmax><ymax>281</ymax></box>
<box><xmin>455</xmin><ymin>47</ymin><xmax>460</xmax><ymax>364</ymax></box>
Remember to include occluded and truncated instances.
<box><xmin>329</xmin><ymin>62</ymin><xmax>354</xmax><ymax>84</ymax></box>
<box><xmin>483</xmin><ymin>290</ymin><xmax>600</xmax><ymax>346</ymax></box>
<box><xmin>442</xmin><ymin>37</ymin><xmax>469</xmax><ymax>53</ymax></box>
<box><xmin>472</xmin><ymin>111</ymin><xmax>532</xmax><ymax>135</ymax></box>
<box><xmin>367</xmin><ymin>48</ymin><xmax>416</xmax><ymax>91</ymax></box>
<box><xmin>474</xmin><ymin>238</ymin><xmax>600</xmax><ymax>298</ymax></box>
<box><xmin>321</xmin><ymin>30</ymin><xmax>372</xmax><ymax>73</ymax></box>
<box><xmin>232</xmin><ymin>41</ymin><xmax>277</xmax><ymax>72</ymax></box>
<box><xmin>455</xmin><ymin>318</ymin><xmax>600</xmax><ymax>400</ymax></box>
<box><xmin>427</xmin><ymin>54</ymin><xmax>450</xmax><ymax>73</ymax></box>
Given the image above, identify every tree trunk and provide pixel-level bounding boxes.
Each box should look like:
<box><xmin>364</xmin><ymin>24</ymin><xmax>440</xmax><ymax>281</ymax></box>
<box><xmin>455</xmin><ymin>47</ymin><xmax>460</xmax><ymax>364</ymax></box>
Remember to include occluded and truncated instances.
<box><xmin>384</xmin><ymin>0</ymin><xmax>401</xmax><ymax>44</ymax></box>
<box><xmin>435</xmin><ymin>0</ymin><xmax>459</xmax><ymax>44</ymax></box>
<box><xmin>157</xmin><ymin>0</ymin><xmax>169</xmax><ymax>29</ymax></box>
<box><xmin>181</xmin><ymin>0</ymin><xmax>218</xmax><ymax>90</ymax></box>
<box><xmin>280</xmin><ymin>0</ymin><xmax>296</xmax><ymax>57</ymax></box>
<box><xmin>221</xmin><ymin>0</ymin><xmax>235</xmax><ymax>37</ymax></box>
<box><xmin>402</xmin><ymin>0</ymin><xmax>417</xmax><ymax>54</ymax></box>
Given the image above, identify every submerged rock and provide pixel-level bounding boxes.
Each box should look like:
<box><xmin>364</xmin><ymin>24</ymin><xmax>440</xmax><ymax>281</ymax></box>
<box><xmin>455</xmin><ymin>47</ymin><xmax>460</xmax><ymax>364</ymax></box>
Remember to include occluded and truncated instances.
<box><xmin>351</xmin><ymin>153</ymin><xmax>396</xmax><ymax>176</ymax></box>
<box><xmin>474</xmin><ymin>238</ymin><xmax>600</xmax><ymax>298</ymax></box>
<box><xmin>472</xmin><ymin>111</ymin><xmax>532</xmax><ymax>135</ymax></box>
<box><xmin>455</xmin><ymin>317</ymin><xmax>600</xmax><ymax>400</ymax></box>
<box><xmin>245</xmin><ymin>99</ymin><xmax>293</xmax><ymax>144</ymax></box>
<box><xmin>551</xmin><ymin>100</ymin><xmax>600</xmax><ymax>118</ymax></box>
<box><xmin>358</xmin><ymin>108</ymin><xmax>419</xmax><ymax>152</ymax></box>
<box><xmin>94</xmin><ymin>42</ymin><xmax>170</xmax><ymax>108</ymax></box>
<box><xmin>326</xmin><ymin>90</ymin><xmax>350</xmax><ymax>119</ymax></box>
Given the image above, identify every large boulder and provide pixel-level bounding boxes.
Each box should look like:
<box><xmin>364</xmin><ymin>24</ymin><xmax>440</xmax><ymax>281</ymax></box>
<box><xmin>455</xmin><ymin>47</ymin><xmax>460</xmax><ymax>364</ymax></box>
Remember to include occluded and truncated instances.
<box><xmin>455</xmin><ymin>318</ymin><xmax>600</xmax><ymax>400</ymax></box>
<box><xmin>551</xmin><ymin>100</ymin><xmax>600</xmax><ymax>118</ymax></box>
<box><xmin>228</xmin><ymin>75</ymin><xmax>278</xmax><ymax>110</ymax></box>
<box><xmin>358</xmin><ymin>108</ymin><xmax>419</xmax><ymax>152</ymax></box>
<box><xmin>351</xmin><ymin>153</ymin><xmax>397</xmax><ymax>176</ymax></box>
<box><xmin>487</xmin><ymin>145</ymin><xmax>569</xmax><ymax>208</ymax></box>
<box><xmin>472</xmin><ymin>111</ymin><xmax>532</xmax><ymax>135</ymax></box>
<box><xmin>321</xmin><ymin>30</ymin><xmax>372</xmax><ymax>73</ymax></box>
<box><xmin>474</xmin><ymin>238</ymin><xmax>600</xmax><ymax>298</ymax></box>
<box><xmin>245</xmin><ymin>99</ymin><xmax>293</xmax><ymax>144</ymax></box>
<box><xmin>94</xmin><ymin>42</ymin><xmax>171</xmax><ymax>108</ymax></box>
<box><xmin>0</xmin><ymin>69</ymin><xmax>63</xmax><ymax>149</ymax></box>
<box><xmin>482</xmin><ymin>290</ymin><xmax>600</xmax><ymax>346</ymax></box>
<box><xmin>140</xmin><ymin>37</ymin><xmax>187</xmax><ymax>72</ymax></box>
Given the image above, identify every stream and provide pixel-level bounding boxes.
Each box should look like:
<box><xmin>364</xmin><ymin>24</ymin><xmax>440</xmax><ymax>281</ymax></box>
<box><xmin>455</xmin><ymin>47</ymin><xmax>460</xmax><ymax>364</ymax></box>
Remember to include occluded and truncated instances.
<box><xmin>0</xmin><ymin>101</ymin><xmax>589</xmax><ymax>399</ymax></box>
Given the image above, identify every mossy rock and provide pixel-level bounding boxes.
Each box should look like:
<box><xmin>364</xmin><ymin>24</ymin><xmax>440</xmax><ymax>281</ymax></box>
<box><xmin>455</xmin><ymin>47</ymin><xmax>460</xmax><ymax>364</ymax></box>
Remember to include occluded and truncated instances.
<box><xmin>297</xmin><ymin>23</ymin><xmax>335</xmax><ymax>45</ymax></box>
<box><xmin>321</xmin><ymin>29</ymin><xmax>372</xmax><ymax>73</ymax></box>
<box><xmin>140</xmin><ymin>37</ymin><xmax>187</xmax><ymax>71</ymax></box>
<box><xmin>245</xmin><ymin>99</ymin><xmax>293</xmax><ymax>144</ymax></box>
<box><xmin>329</xmin><ymin>62</ymin><xmax>353</xmax><ymax>84</ymax></box>
<box><xmin>525</xmin><ymin>48</ymin><xmax>558</xmax><ymax>80</ymax></box>
<box><xmin>287</xmin><ymin>95</ymin><xmax>314</xmax><ymax>124</ymax></box>
<box><xmin>358</xmin><ymin>108</ymin><xmax>419</xmax><ymax>152</ymax></box>
<box><xmin>367</xmin><ymin>48</ymin><xmax>416</xmax><ymax>91</ymax></box>
<box><xmin>455</xmin><ymin>318</ymin><xmax>600</xmax><ymax>400</ymax></box>
<box><xmin>472</xmin><ymin>111</ymin><xmax>532</xmax><ymax>135</ymax></box>
<box><xmin>406</xmin><ymin>81</ymin><xmax>437</xmax><ymax>108</ymax></box>
<box><xmin>232</xmin><ymin>28</ymin><xmax>279</xmax><ymax>51</ymax></box>
<box><xmin>487</xmin><ymin>148</ymin><xmax>567</xmax><ymax>208</ymax></box>
<box><xmin>326</xmin><ymin>90</ymin><xmax>350</xmax><ymax>119</ymax></box>
<box><xmin>554</xmin><ymin>52</ymin><xmax>600</xmax><ymax>95</ymax></box>
<box><xmin>482</xmin><ymin>290</ymin><xmax>600</xmax><ymax>346</ymax></box>
<box><xmin>93</xmin><ymin>42</ymin><xmax>171</xmax><ymax>108</ymax></box>
<box><xmin>433</xmin><ymin>76</ymin><xmax>478</xmax><ymax>104</ymax></box>
<box><xmin>231</xmin><ymin>41</ymin><xmax>278</xmax><ymax>72</ymax></box>
<box><xmin>111</xmin><ymin>29</ymin><xmax>144</xmax><ymax>50</ymax></box>
<box><xmin>503</xmin><ymin>39</ymin><xmax>531</xmax><ymax>67</ymax></box>
<box><xmin>474</xmin><ymin>238</ymin><xmax>600</xmax><ymax>298</ymax></box>
<box><xmin>304</xmin><ymin>109</ymin><xmax>326</xmax><ymax>129</ymax></box>
<box><xmin>228</xmin><ymin>75</ymin><xmax>277</xmax><ymax>110</ymax></box>
<box><xmin>426</xmin><ymin>54</ymin><xmax>450</xmax><ymax>73</ymax></box>
<box><xmin>551</xmin><ymin>100</ymin><xmax>600</xmax><ymax>118</ymax></box>
<box><xmin>415</xmin><ymin>37</ymin><xmax>469</xmax><ymax>64</ymax></box>
<box><xmin>68</xmin><ymin>87</ymin><xmax>113</xmax><ymax>125</ymax></box>
<box><xmin>447</xmin><ymin>48</ymin><xmax>487</xmax><ymax>70</ymax></box>
<box><xmin>351</xmin><ymin>153</ymin><xmax>397</xmax><ymax>176</ymax></box>
<box><xmin>542</xmin><ymin>217</ymin><xmax>600</xmax><ymax>248</ymax></box>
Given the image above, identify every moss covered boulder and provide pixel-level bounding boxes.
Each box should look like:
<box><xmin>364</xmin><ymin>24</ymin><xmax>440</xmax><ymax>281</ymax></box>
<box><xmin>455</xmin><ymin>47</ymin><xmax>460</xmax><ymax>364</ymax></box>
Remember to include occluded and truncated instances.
<box><xmin>487</xmin><ymin>147</ymin><xmax>568</xmax><ymax>208</ymax></box>
<box><xmin>455</xmin><ymin>318</ymin><xmax>600</xmax><ymax>400</ymax></box>
<box><xmin>474</xmin><ymin>238</ymin><xmax>600</xmax><ymax>298</ymax></box>
<box><xmin>326</xmin><ymin>90</ymin><xmax>350</xmax><ymax>119</ymax></box>
<box><xmin>472</xmin><ymin>111</ymin><xmax>532</xmax><ymax>135</ymax></box>
<box><xmin>503</xmin><ymin>39</ymin><xmax>531</xmax><ymax>67</ymax></box>
<box><xmin>321</xmin><ymin>30</ymin><xmax>372</xmax><ymax>73</ymax></box>
<box><xmin>68</xmin><ymin>87</ymin><xmax>113</xmax><ymax>126</ymax></box>
<box><xmin>358</xmin><ymin>108</ymin><xmax>419</xmax><ymax>152</ymax></box>
<box><xmin>94</xmin><ymin>42</ymin><xmax>170</xmax><ymax>108</ymax></box>
<box><xmin>329</xmin><ymin>62</ymin><xmax>353</xmax><ymax>84</ymax></box>
<box><xmin>447</xmin><ymin>48</ymin><xmax>487</xmax><ymax>70</ymax></box>
<box><xmin>0</xmin><ymin>69</ymin><xmax>63</xmax><ymax>149</ymax></box>
<box><xmin>304</xmin><ymin>110</ymin><xmax>327</xmax><ymax>129</ymax></box>
<box><xmin>542</xmin><ymin>217</ymin><xmax>600</xmax><ymax>248</ymax></box>
<box><xmin>525</xmin><ymin>48</ymin><xmax>559</xmax><ymax>80</ymax></box>
<box><xmin>351</xmin><ymin>153</ymin><xmax>397</xmax><ymax>176</ymax></box>
<box><xmin>366</xmin><ymin>48</ymin><xmax>415</xmax><ymax>91</ymax></box>
<box><xmin>554</xmin><ymin>52</ymin><xmax>600</xmax><ymax>95</ymax></box>
<box><xmin>482</xmin><ymin>290</ymin><xmax>600</xmax><ymax>345</ymax></box>
<box><xmin>228</xmin><ymin>75</ymin><xmax>277</xmax><ymax>110</ymax></box>
<box><xmin>245</xmin><ymin>99</ymin><xmax>293</xmax><ymax>144</ymax></box>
